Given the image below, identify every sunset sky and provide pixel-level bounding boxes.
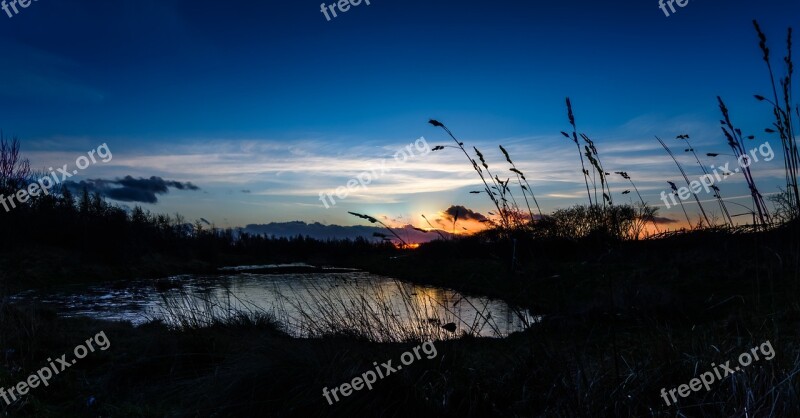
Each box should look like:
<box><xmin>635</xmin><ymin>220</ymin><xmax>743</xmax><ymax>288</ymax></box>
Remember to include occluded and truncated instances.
<box><xmin>0</xmin><ymin>0</ymin><xmax>798</xmax><ymax>231</ymax></box>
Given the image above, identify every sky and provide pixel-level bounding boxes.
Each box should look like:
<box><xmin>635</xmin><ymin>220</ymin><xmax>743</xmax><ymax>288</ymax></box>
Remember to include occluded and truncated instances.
<box><xmin>0</xmin><ymin>0</ymin><xmax>798</xmax><ymax>232</ymax></box>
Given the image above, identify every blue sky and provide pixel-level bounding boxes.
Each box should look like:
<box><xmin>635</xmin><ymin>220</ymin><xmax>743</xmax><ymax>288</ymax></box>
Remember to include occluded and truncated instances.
<box><xmin>0</xmin><ymin>0</ymin><xmax>798</xmax><ymax>230</ymax></box>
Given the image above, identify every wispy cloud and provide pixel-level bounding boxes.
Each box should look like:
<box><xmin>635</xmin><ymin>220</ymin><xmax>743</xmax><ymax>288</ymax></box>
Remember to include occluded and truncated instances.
<box><xmin>26</xmin><ymin>128</ymin><xmax>790</xmax><ymax>226</ymax></box>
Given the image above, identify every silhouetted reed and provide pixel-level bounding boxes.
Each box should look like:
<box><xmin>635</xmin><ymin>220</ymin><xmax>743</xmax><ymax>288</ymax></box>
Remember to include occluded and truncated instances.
<box><xmin>272</xmin><ymin>277</ymin><xmax>522</xmax><ymax>342</ymax></box>
<box><xmin>716</xmin><ymin>98</ymin><xmax>771</xmax><ymax>227</ymax></box>
<box><xmin>500</xmin><ymin>144</ymin><xmax>543</xmax><ymax>218</ymax></box>
<box><xmin>616</xmin><ymin>171</ymin><xmax>660</xmax><ymax>234</ymax></box>
<box><xmin>428</xmin><ymin>119</ymin><xmax>510</xmax><ymax>229</ymax></box>
<box><xmin>420</xmin><ymin>214</ymin><xmax>448</xmax><ymax>240</ymax></box>
<box><xmin>657</xmin><ymin>136</ymin><xmax>711</xmax><ymax>227</ymax></box>
<box><xmin>155</xmin><ymin>288</ymin><xmax>283</xmax><ymax>332</ymax></box>
<box><xmin>677</xmin><ymin>134</ymin><xmax>734</xmax><ymax>227</ymax></box>
<box><xmin>348</xmin><ymin>211</ymin><xmax>409</xmax><ymax>247</ymax></box>
<box><xmin>562</xmin><ymin>98</ymin><xmax>595</xmax><ymax>206</ymax></box>
<box><xmin>753</xmin><ymin>20</ymin><xmax>800</xmax><ymax>221</ymax></box>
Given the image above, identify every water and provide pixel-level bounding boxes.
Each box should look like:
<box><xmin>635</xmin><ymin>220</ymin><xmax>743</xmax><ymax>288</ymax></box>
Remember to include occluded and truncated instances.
<box><xmin>11</xmin><ymin>265</ymin><xmax>538</xmax><ymax>341</ymax></box>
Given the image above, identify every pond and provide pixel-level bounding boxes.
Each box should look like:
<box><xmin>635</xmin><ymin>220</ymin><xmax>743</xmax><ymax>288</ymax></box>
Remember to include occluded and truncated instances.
<box><xmin>12</xmin><ymin>264</ymin><xmax>538</xmax><ymax>342</ymax></box>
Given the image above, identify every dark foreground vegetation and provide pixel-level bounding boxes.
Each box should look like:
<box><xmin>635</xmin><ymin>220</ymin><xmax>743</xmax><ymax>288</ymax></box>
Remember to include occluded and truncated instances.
<box><xmin>1</xmin><ymin>220</ymin><xmax>798</xmax><ymax>417</ymax></box>
<box><xmin>1</xmin><ymin>20</ymin><xmax>799</xmax><ymax>418</ymax></box>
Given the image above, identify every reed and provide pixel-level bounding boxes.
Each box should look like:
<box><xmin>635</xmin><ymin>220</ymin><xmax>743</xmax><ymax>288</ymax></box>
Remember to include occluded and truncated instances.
<box><xmin>420</xmin><ymin>214</ymin><xmax>448</xmax><ymax>240</ymax></box>
<box><xmin>667</xmin><ymin>180</ymin><xmax>693</xmax><ymax>227</ymax></box>
<box><xmin>657</xmin><ymin>136</ymin><xmax>711</xmax><ymax>227</ymax></box>
<box><xmin>615</xmin><ymin>171</ymin><xmax>660</xmax><ymax>234</ymax></box>
<box><xmin>348</xmin><ymin>211</ymin><xmax>410</xmax><ymax>248</ymax></box>
<box><xmin>154</xmin><ymin>287</ymin><xmax>282</xmax><ymax>331</ymax></box>
<box><xmin>500</xmin><ymin>144</ymin><xmax>543</xmax><ymax>219</ymax></box>
<box><xmin>753</xmin><ymin>20</ymin><xmax>800</xmax><ymax>219</ymax></box>
<box><xmin>429</xmin><ymin>120</ymin><xmax>539</xmax><ymax>233</ymax></box>
<box><xmin>716</xmin><ymin>98</ymin><xmax>771</xmax><ymax>227</ymax></box>
<box><xmin>562</xmin><ymin>98</ymin><xmax>595</xmax><ymax>206</ymax></box>
<box><xmin>270</xmin><ymin>276</ymin><xmax>522</xmax><ymax>343</ymax></box>
<box><xmin>428</xmin><ymin>119</ymin><xmax>510</xmax><ymax>229</ymax></box>
<box><xmin>677</xmin><ymin>134</ymin><xmax>734</xmax><ymax>227</ymax></box>
<box><xmin>580</xmin><ymin>132</ymin><xmax>613</xmax><ymax>207</ymax></box>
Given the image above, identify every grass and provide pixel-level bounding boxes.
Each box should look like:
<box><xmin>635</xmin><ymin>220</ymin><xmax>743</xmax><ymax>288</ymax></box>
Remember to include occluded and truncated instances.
<box><xmin>273</xmin><ymin>277</ymin><xmax>524</xmax><ymax>342</ymax></box>
<box><xmin>150</xmin><ymin>274</ymin><xmax>527</xmax><ymax>343</ymax></box>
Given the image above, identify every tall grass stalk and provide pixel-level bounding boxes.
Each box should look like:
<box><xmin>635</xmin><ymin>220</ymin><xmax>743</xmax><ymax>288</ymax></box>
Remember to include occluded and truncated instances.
<box><xmin>420</xmin><ymin>214</ymin><xmax>448</xmax><ymax>240</ymax></box>
<box><xmin>348</xmin><ymin>211</ymin><xmax>409</xmax><ymax>247</ymax></box>
<box><xmin>155</xmin><ymin>288</ymin><xmax>281</xmax><ymax>331</ymax></box>
<box><xmin>272</xmin><ymin>277</ymin><xmax>524</xmax><ymax>342</ymax></box>
<box><xmin>716</xmin><ymin>98</ymin><xmax>771</xmax><ymax>227</ymax></box>
<box><xmin>500</xmin><ymin>145</ymin><xmax>543</xmax><ymax>219</ymax></box>
<box><xmin>428</xmin><ymin>119</ymin><xmax>510</xmax><ymax>229</ymax></box>
<box><xmin>616</xmin><ymin>171</ymin><xmax>660</xmax><ymax>234</ymax></box>
<box><xmin>678</xmin><ymin>134</ymin><xmax>734</xmax><ymax>226</ymax></box>
<box><xmin>562</xmin><ymin>98</ymin><xmax>594</xmax><ymax>206</ymax></box>
<box><xmin>753</xmin><ymin>20</ymin><xmax>800</xmax><ymax>218</ymax></box>
<box><xmin>657</xmin><ymin>136</ymin><xmax>711</xmax><ymax>227</ymax></box>
<box><xmin>581</xmin><ymin>133</ymin><xmax>613</xmax><ymax>207</ymax></box>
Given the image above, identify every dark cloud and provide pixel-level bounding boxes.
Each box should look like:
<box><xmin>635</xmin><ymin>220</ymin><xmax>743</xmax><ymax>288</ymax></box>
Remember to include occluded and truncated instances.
<box><xmin>64</xmin><ymin>175</ymin><xmax>200</xmax><ymax>204</ymax></box>
<box><xmin>442</xmin><ymin>205</ymin><xmax>488</xmax><ymax>222</ymax></box>
<box><xmin>241</xmin><ymin>189</ymin><xmax>251</xmax><ymax>194</ymax></box>
<box><xmin>652</xmin><ymin>216</ymin><xmax>679</xmax><ymax>224</ymax></box>
<box><xmin>116</xmin><ymin>176</ymin><xmax>198</xmax><ymax>192</ymax></box>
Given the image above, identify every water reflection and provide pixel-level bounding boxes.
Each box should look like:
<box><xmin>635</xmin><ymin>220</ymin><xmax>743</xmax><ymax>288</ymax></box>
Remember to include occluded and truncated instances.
<box><xmin>12</xmin><ymin>270</ymin><xmax>538</xmax><ymax>341</ymax></box>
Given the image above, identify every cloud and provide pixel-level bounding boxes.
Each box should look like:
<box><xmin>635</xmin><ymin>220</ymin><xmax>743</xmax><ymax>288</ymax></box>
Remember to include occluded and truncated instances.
<box><xmin>652</xmin><ymin>216</ymin><xmax>679</xmax><ymax>224</ymax></box>
<box><xmin>442</xmin><ymin>205</ymin><xmax>488</xmax><ymax>222</ymax></box>
<box><xmin>38</xmin><ymin>133</ymin><xmax>789</xmax><ymax>223</ymax></box>
<box><xmin>64</xmin><ymin>175</ymin><xmax>199</xmax><ymax>204</ymax></box>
